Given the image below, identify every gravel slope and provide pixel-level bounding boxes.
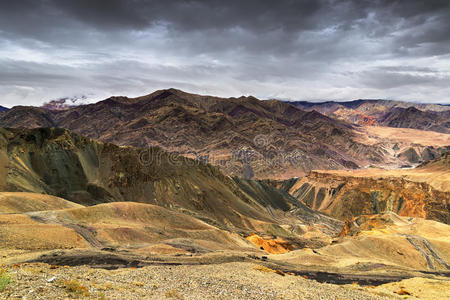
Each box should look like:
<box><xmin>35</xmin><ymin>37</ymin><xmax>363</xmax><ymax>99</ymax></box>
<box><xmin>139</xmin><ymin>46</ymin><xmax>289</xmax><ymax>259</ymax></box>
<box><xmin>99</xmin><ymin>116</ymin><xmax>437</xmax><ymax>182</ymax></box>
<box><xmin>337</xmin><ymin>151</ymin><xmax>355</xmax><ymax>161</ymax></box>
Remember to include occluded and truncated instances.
<box><xmin>1</xmin><ymin>262</ymin><xmax>396</xmax><ymax>299</ymax></box>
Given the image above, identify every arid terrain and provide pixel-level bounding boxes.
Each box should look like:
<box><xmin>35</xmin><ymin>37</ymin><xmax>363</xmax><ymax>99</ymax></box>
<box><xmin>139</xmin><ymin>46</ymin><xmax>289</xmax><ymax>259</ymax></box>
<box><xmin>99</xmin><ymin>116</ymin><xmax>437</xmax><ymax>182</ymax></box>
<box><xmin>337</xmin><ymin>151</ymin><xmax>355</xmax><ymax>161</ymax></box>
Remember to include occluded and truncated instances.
<box><xmin>0</xmin><ymin>92</ymin><xmax>449</xmax><ymax>299</ymax></box>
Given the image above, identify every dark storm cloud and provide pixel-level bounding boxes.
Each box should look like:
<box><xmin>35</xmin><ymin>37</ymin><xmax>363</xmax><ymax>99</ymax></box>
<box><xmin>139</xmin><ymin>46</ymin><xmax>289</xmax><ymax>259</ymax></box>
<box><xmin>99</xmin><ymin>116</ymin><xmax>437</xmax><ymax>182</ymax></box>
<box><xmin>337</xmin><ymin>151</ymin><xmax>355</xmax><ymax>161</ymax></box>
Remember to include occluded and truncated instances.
<box><xmin>0</xmin><ymin>0</ymin><xmax>449</xmax><ymax>105</ymax></box>
<box><xmin>3</xmin><ymin>1</ymin><xmax>448</xmax><ymax>36</ymax></box>
<box><xmin>3</xmin><ymin>0</ymin><xmax>324</xmax><ymax>32</ymax></box>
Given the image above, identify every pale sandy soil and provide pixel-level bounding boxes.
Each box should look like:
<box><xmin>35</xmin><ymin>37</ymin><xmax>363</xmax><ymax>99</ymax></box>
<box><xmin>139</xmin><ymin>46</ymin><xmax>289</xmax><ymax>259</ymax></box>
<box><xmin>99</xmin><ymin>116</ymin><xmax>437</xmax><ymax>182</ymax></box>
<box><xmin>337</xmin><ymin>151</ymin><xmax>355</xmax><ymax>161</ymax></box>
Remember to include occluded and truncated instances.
<box><xmin>356</xmin><ymin>126</ymin><xmax>450</xmax><ymax>147</ymax></box>
<box><xmin>374</xmin><ymin>277</ymin><xmax>450</xmax><ymax>300</ymax></box>
<box><xmin>269</xmin><ymin>213</ymin><xmax>450</xmax><ymax>273</ymax></box>
<box><xmin>0</xmin><ymin>192</ymin><xmax>84</xmax><ymax>213</ymax></box>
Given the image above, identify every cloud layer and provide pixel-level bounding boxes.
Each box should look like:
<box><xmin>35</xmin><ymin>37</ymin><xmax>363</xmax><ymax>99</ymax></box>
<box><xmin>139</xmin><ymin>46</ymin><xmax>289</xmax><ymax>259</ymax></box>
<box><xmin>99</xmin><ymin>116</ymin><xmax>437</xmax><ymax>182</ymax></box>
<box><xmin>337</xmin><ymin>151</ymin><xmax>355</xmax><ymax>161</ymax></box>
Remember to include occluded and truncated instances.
<box><xmin>1</xmin><ymin>0</ymin><xmax>449</xmax><ymax>106</ymax></box>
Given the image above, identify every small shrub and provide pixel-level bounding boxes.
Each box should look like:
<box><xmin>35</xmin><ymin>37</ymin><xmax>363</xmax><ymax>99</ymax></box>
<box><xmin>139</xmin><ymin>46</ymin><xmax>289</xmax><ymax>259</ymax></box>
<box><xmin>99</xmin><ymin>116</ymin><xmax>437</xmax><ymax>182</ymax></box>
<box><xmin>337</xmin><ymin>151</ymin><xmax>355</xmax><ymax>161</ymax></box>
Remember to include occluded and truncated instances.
<box><xmin>0</xmin><ymin>268</ymin><xmax>11</xmax><ymax>292</ymax></box>
<box><xmin>253</xmin><ymin>265</ymin><xmax>274</xmax><ymax>273</ymax></box>
<box><xmin>64</xmin><ymin>279</ymin><xmax>90</xmax><ymax>297</ymax></box>
<box><xmin>165</xmin><ymin>289</ymin><xmax>183</xmax><ymax>299</ymax></box>
<box><xmin>253</xmin><ymin>265</ymin><xmax>286</xmax><ymax>276</ymax></box>
<box><xmin>97</xmin><ymin>291</ymin><xmax>106</xmax><ymax>300</ymax></box>
<box><xmin>395</xmin><ymin>287</ymin><xmax>412</xmax><ymax>296</ymax></box>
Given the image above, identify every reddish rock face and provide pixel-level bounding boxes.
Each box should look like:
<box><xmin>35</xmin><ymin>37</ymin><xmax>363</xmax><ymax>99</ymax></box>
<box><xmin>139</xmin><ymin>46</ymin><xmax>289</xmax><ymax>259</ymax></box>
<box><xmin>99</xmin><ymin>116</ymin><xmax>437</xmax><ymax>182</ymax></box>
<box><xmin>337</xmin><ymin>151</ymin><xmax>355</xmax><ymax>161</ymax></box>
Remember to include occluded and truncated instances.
<box><xmin>287</xmin><ymin>170</ymin><xmax>450</xmax><ymax>224</ymax></box>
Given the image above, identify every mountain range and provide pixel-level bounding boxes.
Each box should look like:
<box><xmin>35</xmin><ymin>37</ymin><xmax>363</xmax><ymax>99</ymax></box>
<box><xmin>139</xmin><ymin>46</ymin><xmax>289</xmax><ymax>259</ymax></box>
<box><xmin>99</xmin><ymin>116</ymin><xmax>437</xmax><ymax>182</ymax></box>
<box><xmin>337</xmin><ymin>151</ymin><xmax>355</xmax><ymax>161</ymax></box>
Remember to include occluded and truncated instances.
<box><xmin>1</xmin><ymin>89</ymin><xmax>448</xmax><ymax>179</ymax></box>
<box><xmin>290</xmin><ymin>99</ymin><xmax>450</xmax><ymax>133</ymax></box>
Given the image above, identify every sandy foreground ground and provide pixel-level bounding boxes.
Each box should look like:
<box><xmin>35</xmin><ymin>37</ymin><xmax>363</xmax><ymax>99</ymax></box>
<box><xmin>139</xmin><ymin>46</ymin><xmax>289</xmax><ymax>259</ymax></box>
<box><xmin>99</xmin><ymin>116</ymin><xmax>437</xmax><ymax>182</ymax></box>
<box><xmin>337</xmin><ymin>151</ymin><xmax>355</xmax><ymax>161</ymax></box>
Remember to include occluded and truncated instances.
<box><xmin>0</xmin><ymin>261</ymin><xmax>421</xmax><ymax>300</ymax></box>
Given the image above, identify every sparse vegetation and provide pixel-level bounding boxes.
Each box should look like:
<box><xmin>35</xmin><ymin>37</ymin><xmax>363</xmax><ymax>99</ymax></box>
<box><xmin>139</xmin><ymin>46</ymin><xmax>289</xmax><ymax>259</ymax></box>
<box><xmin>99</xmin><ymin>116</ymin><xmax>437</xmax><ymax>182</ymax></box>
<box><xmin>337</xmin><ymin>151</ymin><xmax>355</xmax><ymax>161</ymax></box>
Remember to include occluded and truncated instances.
<box><xmin>395</xmin><ymin>287</ymin><xmax>412</xmax><ymax>296</ymax></box>
<box><xmin>0</xmin><ymin>268</ymin><xmax>11</xmax><ymax>292</ymax></box>
<box><xmin>253</xmin><ymin>265</ymin><xmax>276</xmax><ymax>273</ymax></box>
<box><xmin>253</xmin><ymin>265</ymin><xmax>285</xmax><ymax>276</ymax></box>
<box><xmin>63</xmin><ymin>279</ymin><xmax>90</xmax><ymax>297</ymax></box>
<box><xmin>96</xmin><ymin>291</ymin><xmax>106</xmax><ymax>300</ymax></box>
<box><xmin>165</xmin><ymin>289</ymin><xmax>184</xmax><ymax>299</ymax></box>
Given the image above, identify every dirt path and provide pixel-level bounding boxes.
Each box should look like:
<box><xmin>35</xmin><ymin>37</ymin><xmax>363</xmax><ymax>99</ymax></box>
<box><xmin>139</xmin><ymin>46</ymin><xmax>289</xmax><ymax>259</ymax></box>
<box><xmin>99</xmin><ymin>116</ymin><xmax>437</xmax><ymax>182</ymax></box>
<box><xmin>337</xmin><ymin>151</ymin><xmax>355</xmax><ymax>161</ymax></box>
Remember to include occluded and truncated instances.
<box><xmin>404</xmin><ymin>234</ymin><xmax>450</xmax><ymax>270</ymax></box>
<box><xmin>27</xmin><ymin>212</ymin><xmax>104</xmax><ymax>248</ymax></box>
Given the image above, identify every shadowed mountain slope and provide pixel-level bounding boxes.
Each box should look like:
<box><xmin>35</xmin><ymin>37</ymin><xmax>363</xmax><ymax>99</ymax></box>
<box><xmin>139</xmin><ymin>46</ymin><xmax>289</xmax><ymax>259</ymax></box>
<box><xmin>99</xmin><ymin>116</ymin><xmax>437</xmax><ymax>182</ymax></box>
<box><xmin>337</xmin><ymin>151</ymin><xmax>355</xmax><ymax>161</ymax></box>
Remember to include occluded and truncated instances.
<box><xmin>379</xmin><ymin>107</ymin><xmax>449</xmax><ymax>133</ymax></box>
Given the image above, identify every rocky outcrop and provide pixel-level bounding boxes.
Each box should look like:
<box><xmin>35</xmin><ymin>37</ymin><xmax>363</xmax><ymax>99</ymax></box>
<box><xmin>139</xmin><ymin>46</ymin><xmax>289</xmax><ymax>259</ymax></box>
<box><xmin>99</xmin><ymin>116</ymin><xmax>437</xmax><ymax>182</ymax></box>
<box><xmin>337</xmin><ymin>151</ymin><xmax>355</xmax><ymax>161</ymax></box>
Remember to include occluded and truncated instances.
<box><xmin>286</xmin><ymin>170</ymin><xmax>450</xmax><ymax>224</ymax></box>
<box><xmin>246</xmin><ymin>234</ymin><xmax>293</xmax><ymax>254</ymax></box>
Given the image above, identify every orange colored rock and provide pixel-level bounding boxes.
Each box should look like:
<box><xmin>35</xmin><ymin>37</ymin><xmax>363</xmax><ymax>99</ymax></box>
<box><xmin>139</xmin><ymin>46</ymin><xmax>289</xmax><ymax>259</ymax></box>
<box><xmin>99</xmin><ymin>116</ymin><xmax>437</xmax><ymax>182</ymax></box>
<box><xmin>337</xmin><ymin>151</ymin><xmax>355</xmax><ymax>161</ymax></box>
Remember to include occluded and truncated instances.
<box><xmin>246</xmin><ymin>234</ymin><xmax>293</xmax><ymax>254</ymax></box>
<box><xmin>338</xmin><ymin>219</ymin><xmax>352</xmax><ymax>237</ymax></box>
<box><xmin>338</xmin><ymin>214</ymin><xmax>395</xmax><ymax>237</ymax></box>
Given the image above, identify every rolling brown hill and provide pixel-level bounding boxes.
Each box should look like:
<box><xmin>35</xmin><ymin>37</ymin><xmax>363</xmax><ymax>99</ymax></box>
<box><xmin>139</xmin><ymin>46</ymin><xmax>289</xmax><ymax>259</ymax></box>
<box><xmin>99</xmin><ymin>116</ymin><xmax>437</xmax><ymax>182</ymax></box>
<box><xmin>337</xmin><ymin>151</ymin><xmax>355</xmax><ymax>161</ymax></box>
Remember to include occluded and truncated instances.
<box><xmin>0</xmin><ymin>192</ymin><xmax>83</xmax><ymax>213</ymax></box>
<box><xmin>0</xmin><ymin>89</ymin><xmax>389</xmax><ymax>178</ymax></box>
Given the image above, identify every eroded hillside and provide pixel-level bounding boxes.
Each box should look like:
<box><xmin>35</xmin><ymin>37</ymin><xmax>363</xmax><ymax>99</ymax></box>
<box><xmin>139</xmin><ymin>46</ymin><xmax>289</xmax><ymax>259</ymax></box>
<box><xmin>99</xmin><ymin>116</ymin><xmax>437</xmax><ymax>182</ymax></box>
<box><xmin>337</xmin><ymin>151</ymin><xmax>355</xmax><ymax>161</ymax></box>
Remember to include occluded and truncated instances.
<box><xmin>284</xmin><ymin>153</ymin><xmax>450</xmax><ymax>224</ymax></box>
<box><xmin>270</xmin><ymin>213</ymin><xmax>450</xmax><ymax>273</ymax></box>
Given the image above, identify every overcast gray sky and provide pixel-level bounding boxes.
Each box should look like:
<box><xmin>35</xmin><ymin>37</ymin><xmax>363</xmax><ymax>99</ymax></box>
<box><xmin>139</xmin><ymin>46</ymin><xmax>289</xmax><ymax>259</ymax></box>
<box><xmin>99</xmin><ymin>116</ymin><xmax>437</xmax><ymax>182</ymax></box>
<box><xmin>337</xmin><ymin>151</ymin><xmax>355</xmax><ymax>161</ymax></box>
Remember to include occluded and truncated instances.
<box><xmin>1</xmin><ymin>0</ymin><xmax>450</xmax><ymax>106</ymax></box>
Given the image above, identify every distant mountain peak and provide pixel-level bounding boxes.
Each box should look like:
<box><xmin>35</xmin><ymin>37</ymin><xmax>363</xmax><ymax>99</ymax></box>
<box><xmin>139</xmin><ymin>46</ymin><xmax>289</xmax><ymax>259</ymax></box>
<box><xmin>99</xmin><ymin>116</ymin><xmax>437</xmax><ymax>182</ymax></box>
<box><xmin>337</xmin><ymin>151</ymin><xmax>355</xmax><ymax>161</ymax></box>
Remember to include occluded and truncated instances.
<box><xmin>289</xmin><ymin>98</ymin><xmax>450</xmax><ymax>133</ymax></box>
<box><xmin>405</xmin><ymin>106</ymin><xmax>421</xmax><ymax>112</ymax></box>
<box><xmin>41</xmin><ymin>95</ymin><xmax>88</xmax><ymax>111</ymax></box>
